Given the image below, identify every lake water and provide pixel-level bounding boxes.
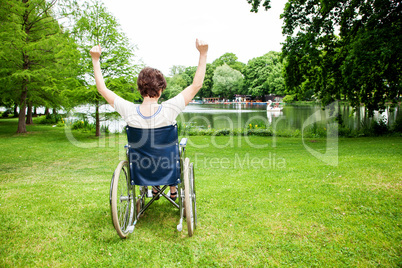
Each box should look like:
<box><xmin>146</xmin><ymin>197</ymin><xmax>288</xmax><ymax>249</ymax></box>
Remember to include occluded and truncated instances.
<box><xmin>68</xmin><ymin>102</ymin><xmax>401</xmax><ymax>133</ymax></box>
<box><xmin>180</xmin><ymin>103</ymin><xmax>401</xmax><ymax>131</ymax></box>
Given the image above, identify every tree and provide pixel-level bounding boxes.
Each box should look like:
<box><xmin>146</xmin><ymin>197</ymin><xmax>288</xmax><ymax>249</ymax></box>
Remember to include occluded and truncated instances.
<box><xmin>243</xmin><ymin>51</ymin><xmax>285</xmax><ymax>97</ymax></box>
<box><xmin>213</xmin><ymin>52</ymin><xmax>246</xmax><ymax>73</ymax></box>
<box><xmin>184</xmin><ymin>66</ymin><xmax>197</xmax><ymax>83</ymax></box>
<box><xmin>249</xmin><ymin>0</ymin><xmax>402</xmax><ymax>115</ymax></box>
<box><xmin>162</xmin><ymin>65</ymin><xmax>199</xmax><ymax>100</ymax></box>
<box><xmin>162</xmin><ymin>84</ymin><xmax>182</xmax><ymax>100</ymax></box>
<box><xmin>198</xmin><ymin>63</ymin><xmax>216</xmax><ymax>98</ymax></box>
<box><xmin>63</xmin><ymin>0</ymin><xmax>140</xmax><ymax>136</ymax></box>
<box><xmin>161</xmin><ymin>73</ymin><xmax>186</xmax><ymax>100</ymax></box>
<box><xmin>247</xmin><ymin>0</ymin><xmax>271</xmax><ymax>12</ymax></box>
<box><xmin>170</xmin><ymin>73</ymin><xmax>190</xmax><ymax>88</ymax></box>
<box><xmin>212</xmin><ymin>64</ymin><xmax>243</xmax><ymax>99</ymax></box>
<box><xmin>171</xmin><ymin>64</ymin><xmax>215</xmax><ymax>98</ymax></box>
<box><xmin>0</xmin><ymin>0</ymin><xmax>79</xmax><ymax>133</ymax></box>
<box><xmin>169</xmin><ymin>65</ymin><xmax>186</xmax><ymax>77</ymax></box>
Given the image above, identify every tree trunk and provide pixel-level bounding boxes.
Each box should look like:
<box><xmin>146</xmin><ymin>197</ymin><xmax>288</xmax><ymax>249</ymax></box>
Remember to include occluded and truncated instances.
<box><xmin>45</xmin><ymin>107</ymin><xmax>50</xmax><ymax>116</ymax></box>
<box><xmin>95</xmin><ymin>102</ymin><xmax>100</xmax><ymax>137</ymax></box>
<box><xmin>26</xmin><ymin>102</ymin><xmax>33</xmax><ymax>124</ymax></box>
<box><xmin>17</xmin><ymin>88</ymin><xmax>27</xmax><ymax>133</ymax></box>
<box><xmin>33</xmin><ymin>106</ymin><xmax>37</xmax><ymax>116</ymax></box>
<box><xmin>52</xmin><ymin>108</ymin><xmax>57</xmax><ymax>115</ymax></box>
<box><xmin>18</xmin><ymin>0</ymin><xmax>29</xmax><ymax>133</ymax></box>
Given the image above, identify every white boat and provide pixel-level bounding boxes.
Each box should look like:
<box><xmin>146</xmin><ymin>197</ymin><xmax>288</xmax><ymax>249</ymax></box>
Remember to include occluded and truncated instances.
<box><xmin>267</xmin><ymin>100</ymin><xmax>283</xmax><ymax>112</ymax></box>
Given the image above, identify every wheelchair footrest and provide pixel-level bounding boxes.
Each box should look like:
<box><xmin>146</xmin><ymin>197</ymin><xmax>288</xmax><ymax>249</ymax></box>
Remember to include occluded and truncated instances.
<box><xmin>177</xmin><ymin>218</ymin><xmax>183</xmax><ymax>232</ymax></box>
<box><xmin>127</xmin><ymin>225</ymin><xmax>135</xmax><ymax>233</ymax></box>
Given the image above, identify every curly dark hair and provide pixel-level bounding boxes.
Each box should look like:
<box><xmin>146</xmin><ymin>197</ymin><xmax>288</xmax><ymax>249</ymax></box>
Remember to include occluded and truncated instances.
<box><xmin>137</xmin><ymin>67</ymin><xmax>167</xmax><ymax>98</ymax></box>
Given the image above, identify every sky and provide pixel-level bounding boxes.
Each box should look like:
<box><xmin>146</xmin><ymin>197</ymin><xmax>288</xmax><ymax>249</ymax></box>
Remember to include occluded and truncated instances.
<box><xmin>102</xmin><ymin>0</ymin><xmax>286</xmax><ymax>76</ymax></box>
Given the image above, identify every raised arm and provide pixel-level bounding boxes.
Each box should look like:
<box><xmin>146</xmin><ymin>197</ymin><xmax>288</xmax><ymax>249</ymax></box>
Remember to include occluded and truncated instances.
<box><xmin>181</xmin><ymin>39</ymin><xmax>208</xmax><ymax>105</ymax></box>
<box><xmin>90</xmin><ymin>45</ymin><xmax>118</xmax><ymax>108</ymax></box>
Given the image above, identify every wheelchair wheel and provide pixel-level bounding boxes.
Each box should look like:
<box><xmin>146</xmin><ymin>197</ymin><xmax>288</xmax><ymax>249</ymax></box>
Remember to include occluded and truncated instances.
<box><xmin>110</xmin><ymin>160</ymin><xmax>135</xmax><ymax>239</ymax></box>
<box><xmin>136</xmin><ymin>186</ymin><xmax>146</xmax><ymax>217</ymax></box>
<box><xmin>183</xmin><ymin>158</ymin><xmax>195</xmax><ymax>237</ymax></box>
<box><xmin>189</xmin><ymin>162</ymin><xmax>197</xmax><ymax>229</ymax></box>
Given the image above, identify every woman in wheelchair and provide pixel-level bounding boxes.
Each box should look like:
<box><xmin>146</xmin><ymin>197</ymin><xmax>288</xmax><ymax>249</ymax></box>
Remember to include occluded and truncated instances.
<box><xmin>90</xmin><ymin>39</ymin><xmax>208</xmax><ymax>238</ymax></box>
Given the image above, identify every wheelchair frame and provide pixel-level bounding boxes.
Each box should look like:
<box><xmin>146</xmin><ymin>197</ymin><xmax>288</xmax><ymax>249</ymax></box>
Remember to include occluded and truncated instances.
<box><xmin>109</xmin><ymin>132</ymin><xmax>197</xmax><ymax>239</ymax></box>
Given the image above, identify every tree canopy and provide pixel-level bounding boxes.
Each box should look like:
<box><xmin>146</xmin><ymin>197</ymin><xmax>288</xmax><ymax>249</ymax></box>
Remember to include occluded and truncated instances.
<box><xmin>212</xmin><ymin>64</ymin><xmax>244</xmax><ymax>99</ymax></box>
<box><xmin>62</xmin><ymin>0</ymin><xmax>140</xmax><ymax>136</ymax></box>
<box><xmin>4</xmin><ymin>0</ymin><xmax>397</xmax><ymax>133</ymax></box>
<box><xmin>198</xmin><ymin>63</ymin><xmax>216</xmax><ymax>98</ymax></box>
<box><xmin>213</xmin><ymin>52</ymin><xmax>246</xmax><ymax>74</ymax></box>
<box><xmin>243</xmin><ymin>51</ymin><xmax>285</xmax><ymax>97</ymax></box>
<box><xmin>0</xmin><ymin>0</ymin><xmax>80</xmax><ymax>133</ymax></box>
<box><xmin>248</xmin><ymin>0</ymin><xmax>402</xmax><ymax>114</ymax></box>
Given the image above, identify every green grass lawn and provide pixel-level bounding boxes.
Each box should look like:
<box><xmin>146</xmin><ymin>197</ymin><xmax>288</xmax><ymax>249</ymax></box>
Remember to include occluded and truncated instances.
<box><xmin>0</xmin><ymin>118</ymin><xmax>401</xmax><ymax>267</ymax></box>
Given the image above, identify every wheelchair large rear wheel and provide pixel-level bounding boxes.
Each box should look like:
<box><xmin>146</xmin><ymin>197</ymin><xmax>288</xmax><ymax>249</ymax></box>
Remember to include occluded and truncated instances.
<box><xmin>183</xmin><ymin>158</ymin><xmax>196</xmax><ymax>237</ymax></box>
<box><xmin>189</xmin><ymin>162</ymin><xmax>197</xmax><ymax>229</ymax></box>
<box><xmin>110</xmin><ymin>160</ymin><xmax>135</xmax><ymax>239</ymax></box>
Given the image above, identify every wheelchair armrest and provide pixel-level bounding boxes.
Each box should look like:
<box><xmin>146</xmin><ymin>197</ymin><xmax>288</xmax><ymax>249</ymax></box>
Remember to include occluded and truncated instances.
<box><xmin>179</xmin><ymin>138</ymin><xmax>188</xmax><ymax>148</ymax></box>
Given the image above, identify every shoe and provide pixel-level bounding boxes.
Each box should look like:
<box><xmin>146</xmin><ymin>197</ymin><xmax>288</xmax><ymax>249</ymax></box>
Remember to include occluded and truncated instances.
<box><xmin>170</xmin><ymin>191</ymin><xmax>178</xmax><ymax>201</ymax></box>
<box><xmin>152</xmin><ymin>187</ymin><xmax>160</xmax><ymax>200</ymax></box>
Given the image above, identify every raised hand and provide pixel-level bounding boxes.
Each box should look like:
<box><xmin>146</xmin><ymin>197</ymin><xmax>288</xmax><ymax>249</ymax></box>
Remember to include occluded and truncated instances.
<box><xmin>89</xmin><ymin>45</ymin><xmax>102</xmax><ymax>61</ymax></box>
<box><xmin>196</xmin><ymin>39</ymin><xmax>208</xmax><ymax>55</ymax></box>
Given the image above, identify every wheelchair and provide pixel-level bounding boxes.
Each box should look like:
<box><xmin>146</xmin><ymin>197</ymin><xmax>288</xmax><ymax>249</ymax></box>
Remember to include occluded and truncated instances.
<box><xmin>109</xmin><ymin>124</ymin><xmax>197</xmax><ymax>238</ymax></box>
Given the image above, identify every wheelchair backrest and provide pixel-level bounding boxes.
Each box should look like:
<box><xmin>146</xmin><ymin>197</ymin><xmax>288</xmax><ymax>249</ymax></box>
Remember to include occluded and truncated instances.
<box><xmin>125</xmin><ymin>124</ymin><xmax>180</xmax><ymax>186</ymax></box>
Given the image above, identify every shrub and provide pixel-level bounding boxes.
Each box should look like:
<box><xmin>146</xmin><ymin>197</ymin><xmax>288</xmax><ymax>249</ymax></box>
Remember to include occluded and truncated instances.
<box><xmin>56</xmin><ymin>120</ymin><xmax>65</xmax><ymax>127</ymax></box>
<box><xmin>177</xmin><ymin>121</ymin><xmax>194</xmax><ymax>136</ymax></box>
<box><xmin>71</xmin><ymin>120</ymin><xmax>85</xmax><ymax>130</ymax></box>
<box><xmin>391</xmin><ymin>117</ymin><xmax>402</xmax><ymax>133</ymax></box>
<box><xmin>1</xmin><ymin>109</ymin><xmax>11</xmax><ymax>118</ymax></box>
<box><xmin>301</xmin><ymin>123</ymin><xmax>327</xmax><ymax>138</ymax></box>
<box><xmin>338</xmin><ymin>126</ymin><xmax>352</xmax><ymax>137</ymax></box>
<box><xmin>372</xmin><ymin>119</ymin><xmax>388</xmax><ymax>136</ymax></box>
<box><xmin>214</xmin><ymin>129</ymin><xmax>231</xmax><ymax>136</ymax></box>
<box><xmin>34</xmin><ymin>114</ymin><xmax>63</xmax><ymax>125</ymax></box>
<box><xmin>100</xmin><ymin>125</ymin><xmax>110</xmax><ymax>134</ymax></box>
<box><xmin>283</xmin><ymin>94</ymin><xmax>296</xmax><ymax>103</ymax></box>
<box><xmin>244</xmin><ymin>129</ymin><xmax>272</xmax><ymax>136</ymax></box>
<box><xmin>71</xmin><ymin>119</ymin><xmax>96</xmax><ymax>132</ymax></box>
